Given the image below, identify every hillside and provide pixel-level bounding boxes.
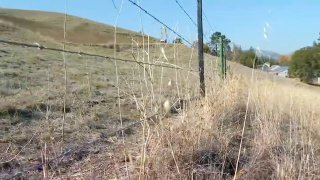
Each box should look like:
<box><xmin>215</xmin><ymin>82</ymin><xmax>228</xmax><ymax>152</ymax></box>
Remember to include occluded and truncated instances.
<box><xmin>0</xmin><ymin>8</ymin><xmax>204</xmax><ymax>178</ymax></box>
<box><xmin>1</xmin><ymin>8</ymin><xmax>320</xmax><ymax>179</ymax></box>
<box><xmin>0</xmin><ymin>8</ymin><xmax>156</xmax><ymax>45</ymax></box>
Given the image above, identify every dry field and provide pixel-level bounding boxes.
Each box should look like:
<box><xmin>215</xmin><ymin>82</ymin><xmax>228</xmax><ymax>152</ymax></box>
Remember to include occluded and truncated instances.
<box><xmin>1</xmin><ymin>8</ymin><xmax>320</xmax><ymax>179</ymax></box>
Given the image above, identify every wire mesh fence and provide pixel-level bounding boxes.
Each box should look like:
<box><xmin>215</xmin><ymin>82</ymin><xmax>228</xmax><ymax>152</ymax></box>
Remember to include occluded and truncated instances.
<box><xmin>0</xmin><ymin>1</ymin><xmax>221</xmax><ymax>178</ymax></box>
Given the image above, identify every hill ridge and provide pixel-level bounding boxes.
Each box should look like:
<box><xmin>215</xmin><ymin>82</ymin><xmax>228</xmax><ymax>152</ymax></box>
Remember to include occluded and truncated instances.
<box><xmin>0</xmin><ymin>8</ymin><xmax>156</xmax><ymax>44</ymax></box>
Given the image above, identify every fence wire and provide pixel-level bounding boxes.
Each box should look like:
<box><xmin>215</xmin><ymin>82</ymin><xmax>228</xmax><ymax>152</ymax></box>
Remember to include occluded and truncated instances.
<box><xmin>0</xmin><ymin>40</ymin><xmax>198</xmax><ymax>72</ymax></box>
<box><xmin>0</xmin><ymin>1</ymin><xmax>215</xmax><ymax>178</ymax></box>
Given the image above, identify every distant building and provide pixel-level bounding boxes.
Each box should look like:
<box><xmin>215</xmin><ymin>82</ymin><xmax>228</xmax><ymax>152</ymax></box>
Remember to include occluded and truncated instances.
<box><xmin>311</xmin><ymin>77</ymin><xmax>320</xmax><ymax>85</ymax></box>
<box><xmin>277</xmin><ymin>69</ymin><xmax>289</xmax><ymax>78</ymax></box>
<box><xmin>160</xmin><ymin>39</ymin><xmax>167</xmax><ymax>43</ymax></box>
<box><xmin>160</xmin><ymin>26</ymin><xmax>168</xmax><ymax>43</ymax></box>
<box><xmin>261</xmin><ymin>62</ymin><xmax>270</xmax><ymax>71</ymax></box>
<box><xmin>269</xmin><ymin>65</ymin><xmax>289</xmax><ymax>78</ymax></box>
<box><xmin>260</xmin><ymin>64</ymin><xmax>289</xmax><ymax>78</ymax></box>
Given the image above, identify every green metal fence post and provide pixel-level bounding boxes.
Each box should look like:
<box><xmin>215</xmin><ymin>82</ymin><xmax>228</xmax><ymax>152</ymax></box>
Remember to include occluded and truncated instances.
<box><xmin>220</xmin><ymin>36</ymin><xmax>225</xmax><ymax>79</ymax></box>
<box><xmin>224</xmin><ymin>45</ymin><xmax>227</xmax><ymax>78</ymax></box>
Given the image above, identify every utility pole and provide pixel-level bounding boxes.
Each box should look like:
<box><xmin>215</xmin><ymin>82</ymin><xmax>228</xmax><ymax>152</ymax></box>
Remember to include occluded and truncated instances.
<box><xmin>197</xmin><ymin>0</ymin><xmax>205</xmax><ymax>97</ymax></box>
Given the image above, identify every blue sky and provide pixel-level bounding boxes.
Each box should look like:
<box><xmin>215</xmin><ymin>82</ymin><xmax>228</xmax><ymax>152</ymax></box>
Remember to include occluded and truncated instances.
<box><xmin>1</xmin><ymin>0</ymin><xmax>319</xmax><ymax>54</ymax></box>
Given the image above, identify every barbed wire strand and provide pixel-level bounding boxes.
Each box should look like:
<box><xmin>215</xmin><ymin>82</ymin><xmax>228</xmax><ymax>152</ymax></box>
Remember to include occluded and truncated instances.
<box><xmin>173</xmin><ymin>0</ymin><xmax>210</xmax><ymax>42</ymax></box>
<box><xmin>0</xmin><ymin>39</ymin><xmax>198</xmax><ymax>72</ymax></box>
<box><xmin>174</xmin><ymin>0</ymin><xmax>197</xmax><ymax>27</ymax></box>
<box><xmin>0</xmin><ymin>1</ymin><xmax>215</xmax><ymax>177</ymax></box>
<box><xmin>111</xmin><ymin>0</ymin><xmax>119</xmax><ymax>12</ymax></box>
<box><xmin>126</xmin><ymin>0</ymin><xmax>192</xmax><ymax>46</ymax></box>
<box><xmin>203</xmin><ymin>11</ymin><xmax>214</xmax><ymax>34</ymax></box>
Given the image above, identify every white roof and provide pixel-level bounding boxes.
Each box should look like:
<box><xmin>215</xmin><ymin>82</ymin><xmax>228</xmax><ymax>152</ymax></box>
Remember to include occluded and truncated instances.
<box><xmin>270</xmin><ymin>65</ymin><xmax>288</xmax><ymax>73</ymax></box>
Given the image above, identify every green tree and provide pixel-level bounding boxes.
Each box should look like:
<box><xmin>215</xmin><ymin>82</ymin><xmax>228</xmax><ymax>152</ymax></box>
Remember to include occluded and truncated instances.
<box><xmin>259</xmin><ymin>55</ymin><xmax>278</xmax><ymax>66</ymax></box>
<box><xmin>173</xmin><ymin>38</ymin><xmax>183</xmax><ymax>44</ymax></box>
<box><xmin>203</xmin><ymin>43</ymin><xmax>211</xmax><ymax>54</ymax></box>
<box><xmin>238</xmin><ymin>48</ymin><xmax>264</xmax><ymax>68</ymax></box>
<box><xmin>209</xmin><ymin>32</ymin><xmax>222</xmax><ymax>54</ymax></box>
<box><xmin>208</xmin><ymin>32</ymin><xmax>231</xmax><ymax>57</ymax></box>
<box><xmin>289</xmin><ymin>45</ymin><xmax>320</xmax><ymax>83</ymax></box>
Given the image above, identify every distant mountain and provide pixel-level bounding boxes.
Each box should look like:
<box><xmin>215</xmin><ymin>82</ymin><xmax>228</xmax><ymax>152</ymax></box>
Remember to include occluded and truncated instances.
<box><xmin>256</xmin><ymin>50</ymin><xmax>281</xmax><ymax>61</ymax></box>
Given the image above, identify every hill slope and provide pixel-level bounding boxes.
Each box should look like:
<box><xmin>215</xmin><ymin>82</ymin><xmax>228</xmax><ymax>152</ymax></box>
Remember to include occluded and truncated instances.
<box><xmin>0</xmin><ymin>8</ymin><xmax>156</xmax><ymax>44</ymax></box>
<box><xmin>0</xmin><ymin>8</ymin><xmax>320</xmax><ymax>179</ymax></box>
<box><xmin>0</xmin><ymin>10</ymin><xmax>202</xmax><ymax>179</ymax></box>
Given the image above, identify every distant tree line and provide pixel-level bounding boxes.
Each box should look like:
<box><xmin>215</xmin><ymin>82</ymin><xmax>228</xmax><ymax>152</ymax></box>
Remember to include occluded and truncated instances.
<box><xmin>232</xmin><ymin>47</ymin><xmax>278</xmax><ymax>68</ymax></box>
<box><xmin>230</xmin><ymin>33</ymin><xmax>320</xmax><ymax>84</ymax></box>
<box><xmin>188</xmin><ymin>30</ymin><xmax>320</xmax><ymax>84</ymax></box>
<box><xmin>173</xmin><ymin>38</ymin><xmax>183</xmax><ymax>44</ymax></box>
<box><xmin>289</xmin><ymin>41</ymin><xmax>320</xmax><ymax>83</ymax></box>
<box><xmin>204</xmin><ymin>31</ymin><xmax>278</xmax><ymax>68</ymax></box>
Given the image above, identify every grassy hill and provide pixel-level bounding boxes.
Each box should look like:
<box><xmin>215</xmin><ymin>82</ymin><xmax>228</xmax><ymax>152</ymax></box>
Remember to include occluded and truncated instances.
<box><xmin>0</xmin><ymin>8</ymin><xmax>320</xmax><ymax>179</ymax></box>
<box><xmin>0</xmin><ymin>9</ymin><xmax>205</xmax><ymax>179</ymax></box>
<box><xmin>0</xmin><ymin>8</ymin><xmax>158</xmax><ymax>44</ymax></box>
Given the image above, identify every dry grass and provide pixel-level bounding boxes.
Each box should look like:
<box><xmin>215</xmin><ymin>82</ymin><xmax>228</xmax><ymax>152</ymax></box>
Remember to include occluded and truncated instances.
<box><xmin>1</xmin><ymin>8</ymin><xmax>320</xmax><ymax>180</ymax></box>
<box><xmin>0</xmin><ymin>8</ymin><xmax>157</xmax><ymax>44</ymax></box>
<box><xmin>129</xmin><ymin>72</ymin><xmax>320</xmax><ymax>179</ymax></box>
<box><xmin>0</xmin><ymin>10</ymin><xmax>201</xmax><ymax>177</ymax></box>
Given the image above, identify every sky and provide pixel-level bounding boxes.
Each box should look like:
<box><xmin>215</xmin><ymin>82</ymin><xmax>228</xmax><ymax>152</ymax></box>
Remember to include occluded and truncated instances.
<box><xmin>0</xmin><ymin>0</ymin><xmax>319</xmax><ymax>54</ymax></box>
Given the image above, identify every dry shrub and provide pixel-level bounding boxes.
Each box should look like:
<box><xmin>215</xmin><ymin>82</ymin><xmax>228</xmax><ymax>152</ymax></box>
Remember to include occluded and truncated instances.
<box><xmin>106</xmin><ymin>44</ymin><xmax>120</xmax><ymax>52</ymax></box>
<box><xmin>134</xmin><ymin>75</ymin><xmax>320</xmax><ymax>179</ymax></box>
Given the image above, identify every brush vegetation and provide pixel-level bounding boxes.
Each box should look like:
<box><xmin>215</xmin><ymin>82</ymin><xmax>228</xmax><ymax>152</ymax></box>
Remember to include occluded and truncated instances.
<box><xmin>289</xmin><ymin>43</ymin><xmax>320</xmax><ymax>83</ymax></box>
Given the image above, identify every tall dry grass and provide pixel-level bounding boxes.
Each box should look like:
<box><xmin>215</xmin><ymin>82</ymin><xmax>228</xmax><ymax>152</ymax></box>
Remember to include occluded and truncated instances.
<box><xmin>132</xmin><ymin>72</ymin><xmax>320</xmax><ymax>179</ymax></box>
<box><xmin>2</xmin><ymin>9</ymin><xmax>319</xmax><ymax>179</ymax></box>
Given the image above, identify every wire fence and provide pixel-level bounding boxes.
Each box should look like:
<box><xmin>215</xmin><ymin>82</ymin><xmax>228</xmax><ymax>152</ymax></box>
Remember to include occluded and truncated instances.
<box><xmin>0</xmin><ymin>40</ymin><xmax>198</xmax><ymax>72</ymax></box>
<box><xmin>0</xmin><ymin>0</ymin><xmax>217</xmax><ymax>178</ymax></box>
<box><xmin>127</xmin><ymin>0</ymin><xmax>194</xmax><ymax>45</ymax></box>
<box><xmin>174</xmin><ymin>0</ymin><xmax>197</xmax><ymax>27</ymax></box>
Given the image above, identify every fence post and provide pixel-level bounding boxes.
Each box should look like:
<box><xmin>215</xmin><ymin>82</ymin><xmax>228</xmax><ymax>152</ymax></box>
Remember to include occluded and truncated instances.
<box><xmin>224</xmin><ymin>45</ymin><xmax>227</xmax><ymax>78</ymax></box>
<box><xmin>220</xmin><ymin>36</ymin><xmax>226</xmax><ymax>79</ymax></box>
<box><xmin>197</xmin><ymin>0</ymin><xmax>205</xmax><ymax>97</ymax></box>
